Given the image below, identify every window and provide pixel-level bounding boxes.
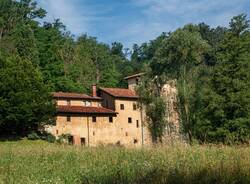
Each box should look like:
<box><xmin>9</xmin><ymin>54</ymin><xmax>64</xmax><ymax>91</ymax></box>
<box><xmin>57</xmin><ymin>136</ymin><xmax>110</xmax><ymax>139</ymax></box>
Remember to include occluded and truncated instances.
<box><xmin>136</xmin><ymin>120</ymin><xmax>139</xmax><ymax>128</ymax></box>
<box><xmin>85</xmin><ymin>101</ymin><xmax>91</xmax><ymax>106</ymax></box>
<box><xmin>67</xmin><ymin>100</ymin><xmax>71</xmax><ymax>106</ymax></box>
<box><xmin>120</xmin><ymin>104</ymin><xmax>124</xmax><ymax>110</ymax></box>
<box><xmin>134</xmin><ymin>139</ymin><xmax>138</xmax><ymax>144</ymax></box>
<box><xmin>67</xmin><ymin>116</ymin><xmax>71</xmax><ymax>122</ymax></box>
<box><xmin>133</xmin><ymin>103</ymin><xmax>137</xmax><ymax>110</ymax></box>
<box><xmin>92</xmin><ymin>116</ymin><xmax>96</xmax><ymax>122</ymax></box>
<box><xmin>83</xmin><ymin>101</ymin><xmax>91</xmax><ymax>106</ymax></box>
<box><xmin>56</xmin><ymin>130</ymin><xmax>59</xmax><ymax>135</ymax></box>
<box><xmin>136</xmin><ymin>78</ymin><xmax>139</xmax><ymax>85</ymax></box>
<box><xmin>68</xmin><ymin>136</ymin><xmax>73</xmax><ymax>145</ymax></box>
<box><xmin>128</xmin><ymin>117</ymin><xmax>132</xmax><ymax>123</ymax></box>
<box><xmin>125</xmin><ymin>132</ymin><xmax>128</xmax><ymax>136</ymax></box>
<box><xmin>109</xmin><ymin>116</ymin><xmax>113</xmax><ymax>123</ymax></box>
<box><xmin>93</xmin><ymin>131</ymin><xmax>95</xmax><ymax>136</ymax></box>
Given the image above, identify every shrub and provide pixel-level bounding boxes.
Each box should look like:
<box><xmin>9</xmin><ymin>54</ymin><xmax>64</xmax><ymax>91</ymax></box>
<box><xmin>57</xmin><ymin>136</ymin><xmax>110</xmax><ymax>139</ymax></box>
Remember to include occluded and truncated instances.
<box><xmin>27</xmin><ymin>132</ymin><xmax>40</xmax><ymax>140</ymax></box>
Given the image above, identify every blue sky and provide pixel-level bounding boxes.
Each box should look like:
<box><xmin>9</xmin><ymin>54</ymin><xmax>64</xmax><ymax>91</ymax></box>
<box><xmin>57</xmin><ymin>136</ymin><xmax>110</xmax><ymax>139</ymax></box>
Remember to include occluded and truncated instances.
<box><xmin>37</xmin><ymin>0</ymin><xmax>250</xmax><ymax>48</ymax></box>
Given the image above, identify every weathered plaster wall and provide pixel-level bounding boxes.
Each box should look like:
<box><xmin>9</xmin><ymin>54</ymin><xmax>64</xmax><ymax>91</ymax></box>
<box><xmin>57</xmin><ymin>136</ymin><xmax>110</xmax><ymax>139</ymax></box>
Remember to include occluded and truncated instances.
<box><xmin>100</xmin><ymin>92</ymin><xmax>116</xmax><ymax>110</ymax></box>
<box><xmin>127</xmin><ymin>78</ymin><xmax>137</xmax><ymax>91</ymax></box>
<box><xmin>57</xmin><ymin>99</ymin><xmax>101</xmax><ymax>107</ymax></box>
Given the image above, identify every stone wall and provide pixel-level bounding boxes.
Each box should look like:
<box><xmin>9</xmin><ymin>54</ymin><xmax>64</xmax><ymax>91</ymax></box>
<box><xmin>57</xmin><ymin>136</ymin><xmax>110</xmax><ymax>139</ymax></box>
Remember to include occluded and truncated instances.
<box><xmin>161</xmin><ymin>80</ymin><xmax>181</xmax><ymax>142</ymax></box>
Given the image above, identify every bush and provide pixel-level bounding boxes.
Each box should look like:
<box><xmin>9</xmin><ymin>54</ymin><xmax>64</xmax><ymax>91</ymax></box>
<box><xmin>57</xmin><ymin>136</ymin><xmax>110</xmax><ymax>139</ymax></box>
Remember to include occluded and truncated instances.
<box><xmin>56</xmin><ymin>134</ymin><xmax>72</xmax><ymax>144</ymax></box>
<box><xmin>27</xmin><ymin>132</ymin><xmax>40</xmax><ymax>140</ymax></box>
<box><xmin>27</xmin><ymin>131</ymin><xmax>56</xmax><ymax>143</ymax></box>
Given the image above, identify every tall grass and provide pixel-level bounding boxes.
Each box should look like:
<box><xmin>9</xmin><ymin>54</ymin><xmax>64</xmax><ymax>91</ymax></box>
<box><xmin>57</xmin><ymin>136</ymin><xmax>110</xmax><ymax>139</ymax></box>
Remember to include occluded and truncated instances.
<box><xmin>0</xmin><ymin>140</ymin><xmax>249</xmax><ymax>184</ymax></box>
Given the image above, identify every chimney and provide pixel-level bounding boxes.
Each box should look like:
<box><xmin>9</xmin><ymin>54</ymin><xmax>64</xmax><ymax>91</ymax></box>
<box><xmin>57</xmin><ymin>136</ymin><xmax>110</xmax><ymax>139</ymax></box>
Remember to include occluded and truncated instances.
<box><xmin>92</xmin><ymin>84</ymin><xmax>97</xmax><ymax>97</ymax></box>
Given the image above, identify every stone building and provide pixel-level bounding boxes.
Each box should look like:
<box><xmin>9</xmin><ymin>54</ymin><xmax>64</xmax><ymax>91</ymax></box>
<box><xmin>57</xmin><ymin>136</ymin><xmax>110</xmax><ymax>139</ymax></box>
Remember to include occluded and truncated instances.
<box><xmin>48</xmin><ymin>73</ymin><xmax>180</xmax><ymax>146</ymax></box>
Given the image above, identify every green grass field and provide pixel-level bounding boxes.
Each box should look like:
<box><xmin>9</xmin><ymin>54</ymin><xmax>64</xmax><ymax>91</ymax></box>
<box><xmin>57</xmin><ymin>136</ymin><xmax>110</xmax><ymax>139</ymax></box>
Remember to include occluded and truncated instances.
<box><xmin>0</xmin><ymin>140</ymin><xmax>249</xmax><ymax>184</ymax></box>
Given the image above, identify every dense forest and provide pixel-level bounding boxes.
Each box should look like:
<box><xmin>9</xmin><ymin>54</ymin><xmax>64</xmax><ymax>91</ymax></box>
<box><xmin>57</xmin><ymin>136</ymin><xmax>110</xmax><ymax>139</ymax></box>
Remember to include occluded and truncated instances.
<box><xmin>0</xmin><ymin>0</ymin><xmax>249</xmax><ymax>143</ymax></box>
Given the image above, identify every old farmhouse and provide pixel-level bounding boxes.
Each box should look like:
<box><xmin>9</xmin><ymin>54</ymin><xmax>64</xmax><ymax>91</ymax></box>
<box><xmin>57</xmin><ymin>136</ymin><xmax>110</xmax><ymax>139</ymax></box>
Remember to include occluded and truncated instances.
<box><xmin>47</xmin><ymin>73</ymin><xmax>179</xmax><ymax>146</ymax></box>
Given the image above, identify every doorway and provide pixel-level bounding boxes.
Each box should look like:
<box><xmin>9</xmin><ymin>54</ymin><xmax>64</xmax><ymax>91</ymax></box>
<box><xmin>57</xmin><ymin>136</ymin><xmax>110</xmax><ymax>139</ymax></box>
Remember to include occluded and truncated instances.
<box><xmin>68</xmin><ymin>136</ymin><xmax>74</xmax><ymax>145</ymax></box>
<box><xmin>81</xmin><ymin>137</ymin><xmax>86</xmax><ymax>146</ymax></box>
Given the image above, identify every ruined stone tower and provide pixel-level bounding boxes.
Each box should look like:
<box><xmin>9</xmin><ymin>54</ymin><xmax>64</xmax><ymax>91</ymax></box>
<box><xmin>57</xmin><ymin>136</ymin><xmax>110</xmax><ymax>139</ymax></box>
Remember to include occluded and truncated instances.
<box><xmin>125</xmin><ymin>74</ymin><xmax>181</xmax><ymax>143</ymax></box>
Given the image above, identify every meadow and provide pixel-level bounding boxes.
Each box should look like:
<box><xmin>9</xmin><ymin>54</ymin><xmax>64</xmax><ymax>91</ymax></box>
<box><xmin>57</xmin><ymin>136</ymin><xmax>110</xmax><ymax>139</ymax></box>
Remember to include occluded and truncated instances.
<box><xmin>0</xmin><ymin>140</ymin><xmax>249</xmax><ymax>184</ymax></box>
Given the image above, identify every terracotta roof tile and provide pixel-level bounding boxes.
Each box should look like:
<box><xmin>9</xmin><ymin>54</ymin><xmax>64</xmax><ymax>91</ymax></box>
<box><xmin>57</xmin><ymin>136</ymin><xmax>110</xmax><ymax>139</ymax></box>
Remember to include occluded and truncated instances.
<box><xmin>99</xmin><ymin>88</ymin><xmax>138</xmax><ymax>99</ymax></box>
<box><xmin>53</xmin><ymin>92</ymin><xmax>102</xmax><ymax>100</ymax></box>
<box><xmin>57</xmin><ymin>106</ymin><xmax>117</xmax><ymax>115</ymax></box>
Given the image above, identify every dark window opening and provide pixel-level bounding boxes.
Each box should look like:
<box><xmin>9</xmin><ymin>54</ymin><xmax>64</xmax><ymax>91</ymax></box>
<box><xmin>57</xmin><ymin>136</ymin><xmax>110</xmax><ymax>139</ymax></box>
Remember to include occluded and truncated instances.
<box><xmin>67</xmin><ymin>116</ymin><xmax>71</xmax><ymax>122</ymax></box>
<box><xmin>134</xmin><ymin>139</ymin><xmax>138</xmax><ymax>144</ymax></box>
<box><xmin>109</xmin><ymin>116</ymin><xmax>113</xmax><ymax>123</ymax></box>
<box><xmin>136</xmin><ymin>78</ymin><xmax>139</xmax><ymax>85</ymax></box>
<box><xmin>128</xmin><ymin>117</ymin><xmax>132</xmax><ymax>123</ymax></box>
<box><xmin>120</xmin><ymin>104</ymin><xmax>124</xmax><ymax>110</ymax></box>
<box><xmin>93</xmin><ymin>131</ymin><xmax>95</xmax><ymax>136</ymax></box>
<box><xmin>81</xmin><ymin>138</ymin><xmax>86</xmax><ymax>146</ymax></box>
<box><xmin>125</xmin><ymin>132</ymin><xmax>128</xmax><ymax>136</ymax></box>
<box><xmin>56</xmin><ymin>130</ymin><xmax>59</xmax><ymax>134</ymax></box>
<box><xmin>92</xmin><ymin>116</ymin><xmax>96</xmax><ymax>122</ymax></box>
<box><xmin>133</xmin><ymin>103</ymin><xmax>137</xmax><ymax>110</ymax></box>
<box><xmin>136</xmin><ymin>120</ymin><xmax>139</xmax><ymax>128</ymax></box>
<box><xmin>116</xmin><ymin>141</ymin><xmax>121</xmax><ymax>146</ymax></box>
<box><xmin>68</xmin><ymin>136</ymin><xmax>73</xmax><ymax>145</ymax></box>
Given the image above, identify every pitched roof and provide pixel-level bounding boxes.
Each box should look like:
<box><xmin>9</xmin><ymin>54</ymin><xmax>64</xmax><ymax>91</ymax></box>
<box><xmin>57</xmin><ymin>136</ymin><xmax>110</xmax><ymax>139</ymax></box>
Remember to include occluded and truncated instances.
<box><xmin>52</xmin><ymin>92</ymin><xmax>102</xmax><ymax>100</ymax></box>
<box><xmin>56</xmin><ymin>106</ymin><xmax>117</xmax><ymax>115</ymax></box>
<box><xmin>99</xmin><ymin>87</ymin><xmax>138</xmax><ymax>99</ymax></box>
<box><xmin>124</xmin><ymin>73</ymin><xmax>145</xmax><ymax>80</ymax></box>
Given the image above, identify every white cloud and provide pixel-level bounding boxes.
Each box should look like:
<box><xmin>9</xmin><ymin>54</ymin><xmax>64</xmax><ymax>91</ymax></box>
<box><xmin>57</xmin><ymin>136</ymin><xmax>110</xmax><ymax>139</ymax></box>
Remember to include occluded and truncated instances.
<box><xmin>121</xmin><ymin>0</ymin><xmax>249</xmax><ymax>47</ymax></box>
<box><xmin>113</xmin><ymin>21</ymin><xmax>172</xmax><ymax>48</ymax></box>
<box><xmin>37</xmin><ymin>0</ymin><xmax>94</xmax><ymax>35</ymax></box>
<box><xmin>132</xmin><ymin>0</ymin><xmax>246</xmax><ymax>14</ymax></box>
<box><xmin>36</xmin><ymin>0</ymin><xmax>250</xmax><ymax>48</ymax></box>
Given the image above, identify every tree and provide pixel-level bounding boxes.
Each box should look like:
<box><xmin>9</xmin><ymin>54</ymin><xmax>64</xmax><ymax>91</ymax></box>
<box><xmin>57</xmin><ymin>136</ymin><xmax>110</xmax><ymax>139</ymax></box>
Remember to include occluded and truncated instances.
<box><xmin>137</xmin><ymin>75</ymin><xmax>167</xmax><ymax>143</ymax></box>
<box><xmin>151</xmin><ymin>27</ymin><xmax>209</xmax><ymax>143</ymax></box>
<box><xmin>229</xmin><ymin>14</ymin><xmax>250</xmax><ymax>36</ymax></box>
<box><xmin>0</xmin><ymin>52</ymin><xmax>55</xmax><ymax>135</ymax></box>
<box><xmin>195</xmin><ymin>14</ymin><xmax>250</xmax><ymax>143</ymax></box>
<box><xmin>0</xmin><ymin>0</ymin><xmax>46</xmax><ymax>66</ymax></box>
<box><xmin>110</xmin><ymin>42</ymin><xmax>125</xmax><ymax>59</ymax></box>
<box><xmin>0</xmin><ymin>0</ymin><xmax>46</xmax><ymax>39</ymax></box>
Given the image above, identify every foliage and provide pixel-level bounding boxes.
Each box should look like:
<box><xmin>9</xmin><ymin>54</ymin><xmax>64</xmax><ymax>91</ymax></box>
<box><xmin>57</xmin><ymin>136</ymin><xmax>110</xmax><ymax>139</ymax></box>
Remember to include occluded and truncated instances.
<box><xmin>137</xmin><ymin>75</ymin><xmax>167</xmax><ymax>143</ymax></box>
<box><xmin>56</xmin><ymin>133</ymin><xmax>73</xmax><ymax>144</ymax></box>
<box><xmin>27</xmin><ymin>132</ymin><xmax>40</xmax><ymax>140</ymax></box>
<box><xmin>137</xmin><ymin>14</ymin><xmax>250</xmax><ymax>144</ymax></box>
<box><xmin>27</xmin><ymin>131</ymin><xmax>56</xmax><ymax>143</ymax></box>
<box><xmin>193</xmin><ymin>14</ymin><xmax>250</xmax><ymax>143</ymax></box>
<box><xmin>149</xmin><ymin>26</ymin><xmax>210</xmax><ymax>143</ymax></box>
<box><xmin>0</xmin><ymin>53</ymin><xmax>55</xmax><ymax>135</ymax></box>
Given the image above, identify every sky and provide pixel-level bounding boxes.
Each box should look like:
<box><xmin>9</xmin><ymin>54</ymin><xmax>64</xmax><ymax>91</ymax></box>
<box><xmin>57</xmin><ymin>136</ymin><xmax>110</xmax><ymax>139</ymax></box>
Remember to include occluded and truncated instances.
<box><xmin>36</xmin><ymin>0</ymin><xmax>250</xmax><ymax>48</ymax></box>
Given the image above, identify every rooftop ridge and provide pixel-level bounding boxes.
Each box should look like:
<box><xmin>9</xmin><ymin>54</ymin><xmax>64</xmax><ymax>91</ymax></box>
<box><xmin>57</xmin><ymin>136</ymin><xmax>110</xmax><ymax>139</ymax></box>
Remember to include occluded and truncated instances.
<box><xmin>56</xmin><ymin>105</ymin><xmax>117</xmax><ymax>115</ymax></box>
<box><xmin>52</xmin><ymin>92</ymin><xmax>102</xmax><ymax>100</ymax></box>
<box><xmin>99</xmin><ymin>87</ymin><xmax>138</xmax><ymax>99</ymax></box>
